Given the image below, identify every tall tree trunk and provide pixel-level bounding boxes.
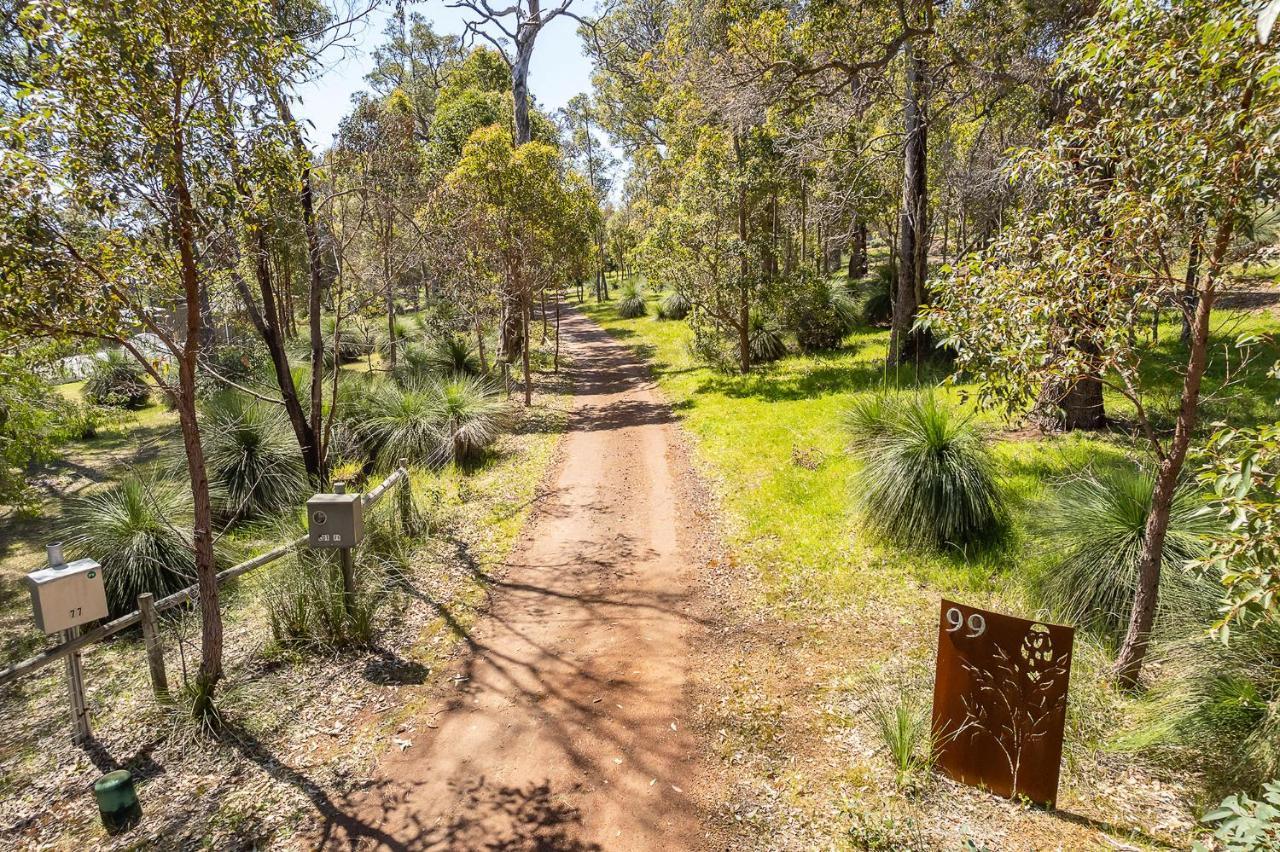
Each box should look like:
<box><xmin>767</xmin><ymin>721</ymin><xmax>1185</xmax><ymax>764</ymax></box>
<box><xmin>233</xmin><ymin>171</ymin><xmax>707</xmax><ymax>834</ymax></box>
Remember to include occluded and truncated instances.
<box><xmin>270</xmin><ymin>86</ymin><xmax>328</xmax><ymax>487</ymax></box>
<box><xmin>848</xmin><ymin>219</ymin><xmax>868</xmax><ymax>280</ymax></box>
<box><xmin>1114</xmin><ymin>212</ymin><xmax>1234</xmax><ymax>686</ymax></box>
<box><xmin>522</xmin><ymin>295</ymin><xmax>532</xmax><ymax>406</ymax></box>
<box><xmin>384</xmin><ymin>232</ymin><xmax>397</xmax><ymax>370</ymax></box>
<box><xmin>172</xmin><ymin>124</ymin><xmax>221</xmax><ymax>717</ymax></box>
<box><xmin>891</xmin><ymin>42</ymin><xmax>930</xmax><ymax>365</ymax></box>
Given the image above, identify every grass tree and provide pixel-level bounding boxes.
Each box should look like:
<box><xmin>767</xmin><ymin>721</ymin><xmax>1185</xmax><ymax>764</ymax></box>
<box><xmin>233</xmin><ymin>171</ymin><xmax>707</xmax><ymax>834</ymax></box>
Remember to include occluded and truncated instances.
<box><xmin>0</xmin><ymin>0</ymin><xmax>317</xmax><ymax>715</ymax></box>
<box><xmin>929</xmin><ymin>0</ymin><xmax>1280</xmax><ymax>685</ymax></box>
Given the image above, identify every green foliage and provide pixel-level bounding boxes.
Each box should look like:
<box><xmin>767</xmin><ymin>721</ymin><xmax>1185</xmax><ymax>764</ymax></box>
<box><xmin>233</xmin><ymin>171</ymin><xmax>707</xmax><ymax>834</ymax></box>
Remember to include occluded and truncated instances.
<box><xmin>408</xmin><ymin>334</ymin><xmax>482</xmax><ymax>378</ymax></box>
<box><xmin>1195</xmin><ymin>781</ymin><xmax>1280</xmax><ymax>851</ymax></box>
<box><xmin>1196</xmin><ymin>414</ymin><xmax>1280</xmax><ymax>636</ymax></box>
<box><xmin>0</xmin><ymin>354</ymin><xmax>62</xmax><ymax>509</ymax></box>
<box><xmin>1036</xmin><ymin>467</ymin><xmax>1220</xmax><ymax>642</ymax></box>
<box><xmin>858</xmin><ymin>264</ymin><xmax>895</xmax><ymax>326</ymax></box>
<box><xmin>199</xmin><ymin>341</ymin><xmax>269</xmax><ymax>396</ymax></box>
<box><xmin>656</xmin><ymin>289</ymin><xmax>691</xmax><ymax>320</ymax></box>
<box><xmin>364</xmin><ymin>375</ymin><xmax>506</xmax><ymax>470</ymax></box>
<box><xmin>617</xmin><ymin>282</ymin><xmax>648</xmax><ymax>319</ymax></box>
<box><xmin>266</xmin><ymin>547</ymin><xmax>386</xmax><ymax>650</ymax></box>
<box><xmin>83</xmin><ymin>350</ymin><xmax>151</xmax><ymax>409</ymax></box>
<box><xmin>1139</xmin><ymin>617</ymin><xmax>1280</xmax><ymax>793</ymax></box>
<box><xmin>200</xmin><ymin>392</ymin><xmax>308</xmax><ymax>522</ymax></box>
<box><xmin>66</xmin><ymin>477</ymin><xmax>196</xmax><ymax>616</ymax></box>
<box><xmin>846</xmin><ymin>393</ymin><xmax>1005</xmax><ymax>552</ymax></box>
<box><xmin>786</xmin><ymin>274</ymin><xmax>849</xmax><ymax>353</ymax></box>
<box><xmin>748</xmin><ymin>311</ymin><xmax>787</xmax><ymax>363</ymax></box>
<box><xmin>432</xmin><ymin>374</ymin><xmax>507</xmax><ymax>466</ymax></box>
<box><xmin>861</xmin><ymin>674</ymin><xmax>931</xmax><ymax>789</ymax></box>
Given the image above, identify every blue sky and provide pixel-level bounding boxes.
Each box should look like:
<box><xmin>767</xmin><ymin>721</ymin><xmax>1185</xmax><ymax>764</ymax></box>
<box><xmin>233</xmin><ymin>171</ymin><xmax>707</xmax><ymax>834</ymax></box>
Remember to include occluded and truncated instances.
<box><xmin>294</xmin><ymin>1</ymin><xmax>601</xmax><ymax>150</ymax></box>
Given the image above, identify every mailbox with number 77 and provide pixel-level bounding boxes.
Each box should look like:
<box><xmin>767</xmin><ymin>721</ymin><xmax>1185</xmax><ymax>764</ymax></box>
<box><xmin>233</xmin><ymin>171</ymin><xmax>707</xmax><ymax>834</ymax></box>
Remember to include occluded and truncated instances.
<box><xmin>25</xmin><ymin>544</ymin><xmax>109</xmax><ymax>634</ymax></box>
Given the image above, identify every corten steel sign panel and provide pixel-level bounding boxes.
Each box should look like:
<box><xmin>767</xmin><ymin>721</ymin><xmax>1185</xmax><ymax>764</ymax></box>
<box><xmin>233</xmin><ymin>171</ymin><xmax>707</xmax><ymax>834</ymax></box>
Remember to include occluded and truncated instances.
<box><xmin>930</xmin><ymin>599</ymin><xmax>1074</xmax><ymax>808</ymax></box>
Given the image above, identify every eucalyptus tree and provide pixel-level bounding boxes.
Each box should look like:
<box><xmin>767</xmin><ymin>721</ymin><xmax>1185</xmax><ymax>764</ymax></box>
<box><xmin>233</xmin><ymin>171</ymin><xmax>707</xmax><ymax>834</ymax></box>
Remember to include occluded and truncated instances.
<box><xmin>559</xmin><ymin>93</ymin><xmax>617</xmax><ymax>301</ymax></box>
<box><xmin>0</xmin><ymin>0</ymin><xmax>318</xmax><ymax>715</ymax></box>
<box><xmin>930</xmin><ymin>0</ymin><xmax>1280</xmax><ymax>685</ymax></box>
<box><xmin>445</xmin><ymin>124</ymin><xmax>596</xmax><ymax>403</ymax></box>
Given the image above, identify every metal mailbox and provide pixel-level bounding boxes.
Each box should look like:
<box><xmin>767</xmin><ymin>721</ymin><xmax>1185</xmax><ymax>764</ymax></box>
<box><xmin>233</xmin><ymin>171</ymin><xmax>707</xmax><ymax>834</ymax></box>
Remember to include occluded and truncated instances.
<box><xmin>26</xmin><ymin>544</ymin><xmax>109</xmax><ymax>634</ymax></box>
<box><xmin>307</xmin><ymin>491</ymin><xmax>364</xmax><ymax>549</ymax></box>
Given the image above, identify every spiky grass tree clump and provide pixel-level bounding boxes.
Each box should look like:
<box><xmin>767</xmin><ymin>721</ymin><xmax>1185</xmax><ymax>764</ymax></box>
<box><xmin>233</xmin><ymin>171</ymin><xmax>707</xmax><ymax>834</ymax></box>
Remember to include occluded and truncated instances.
<box><xmin>67</xmin><ymin>477</ymin><xmax>196</xmax><ymax>616</ymax></box>
<box><xmin>827</xmin><ymin>278</ymin><xmax>859</xmax><ymax>331</ymax></box>
<box><xmin>617</xmin><ymin>282</ymin><xmax>647</xmax><ymax>319</ymax></box>
<box><xmin>431</xmin><ymin>374</ymin><xmax>507</xmax><ymax>466</ymax></box>
<box><xmin>201</xmin><ymin>392</ymin><xmax>309</xmax><ymax>523</ymax></box>
<box><xmin>846</xmin><ymin>394</ymin><xmax>1005</xmax><ymax>552</ymax></box>
<box><xmin>421</xmin><ymin>335</ymin><xmax>482</xmax><ymax>377</ymax></box>
<box><xmin>1036</xmin><ymin>467</ymin><xmax>1220</xmax><ymax>642</ymax></box>
<box><xmin>364</xmin><ymin>380</ymin><xmax>441</xmax><ymax>471</ymax></box>
<box><xmin>656</xmin><ymin>290</ymin><xmax>691</xmax><ymax>320</ymax></box>
<box><xmin>858</xmin><ymin>264</ymin><xmax>895</xmax><ymax>326</ymax></box>
<box><xmin>748</xmin><ymin>311</ymin><xmax>787</xmax><ymax>363</ymax></box>
<box><xmin>84</xmin><ymin>350</ymin><xmax>151</xmax><ymax>409</ymax></box>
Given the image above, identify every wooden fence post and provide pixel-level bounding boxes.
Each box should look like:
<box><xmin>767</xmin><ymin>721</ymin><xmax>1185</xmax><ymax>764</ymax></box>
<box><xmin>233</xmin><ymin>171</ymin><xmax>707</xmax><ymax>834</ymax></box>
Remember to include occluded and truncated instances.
<box><xmin>64</xmin><ymin>625</ymin><xmax>90</xmax><ymax>744</ymax></box>
<box><xmin>137</xmin><ymin>593</ymin><xmax>169</xmax><ymax>702</ymax></box>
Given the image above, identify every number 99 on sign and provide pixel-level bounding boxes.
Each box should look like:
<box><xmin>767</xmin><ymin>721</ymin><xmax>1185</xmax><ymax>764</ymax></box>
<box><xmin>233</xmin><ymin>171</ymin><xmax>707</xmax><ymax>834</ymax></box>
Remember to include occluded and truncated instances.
<box><xmin>945</xmin><ymin>607</ymin><xmax>986</xmax><ymax>638</ymax></box>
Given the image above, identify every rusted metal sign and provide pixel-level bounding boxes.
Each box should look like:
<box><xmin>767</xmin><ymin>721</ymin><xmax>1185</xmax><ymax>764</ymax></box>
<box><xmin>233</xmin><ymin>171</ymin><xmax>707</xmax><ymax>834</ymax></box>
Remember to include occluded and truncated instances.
<box><xmin>930</xmin><ymin>599</ymin><xmax>1074</xmax><ymax>808</ymax></box>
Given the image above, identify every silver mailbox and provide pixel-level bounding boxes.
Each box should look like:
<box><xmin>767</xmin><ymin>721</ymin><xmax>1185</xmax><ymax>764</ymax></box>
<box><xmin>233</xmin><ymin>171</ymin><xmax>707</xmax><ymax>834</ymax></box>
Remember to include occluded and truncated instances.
<box><xmin>307</xmin><ymin>492</ymin><xmax>364</xmax><ymax>548</ymax></box>
<box><xmin>26</xmin><ymin>545</ymin><xmax>108</xmax><ymax>634</ymax></box>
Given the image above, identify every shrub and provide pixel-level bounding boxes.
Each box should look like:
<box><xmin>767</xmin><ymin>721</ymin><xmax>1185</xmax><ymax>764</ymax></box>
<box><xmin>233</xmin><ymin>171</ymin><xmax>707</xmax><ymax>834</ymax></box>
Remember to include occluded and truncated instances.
<box><xmin>787</xmin><ymin>276</ymin><xmax>849</xmax><ymax>353</ymax></box>
<box><xmin>83</xmin><ymin>350</ymin><xmax>151</xmax><ymax>409</ymax></box>
<box><xmin>1136</xmin><ymin>616</ymin><xmax>1280</xmax><ymax>794</ymax></box>
<box><xmin>861</xmin><ymin>673</ymin><xmax>932</xmax><ymax>789</ymax></box>
<box><xmin>1197</xmin><ymin>781</ymin><xmax>1280</xmax><ymax>851</ymax></box>
<box><xmin>846</xmin><ymin>393</ymin><xmax>1005</xmax><ymax>551</ymax></box>
<box><xmin>1036</xmin><ymin>467</ymin><xmax>1220</xmax><ymax>642</ymax></box>
<box><xmin>417</xmin><ymin>335</ymin><xmax>482</xmax><ymax>378</ymax></box>
<box><xmin>858</xmin><ymin>263</ymin><xmax>895</xmax><ymax>326</ymax></box>
<box><xmin>364</xmin><ymin>380</ymin><xmax>440</xmax><ymax>470</ymax></box>
<box><xmin>364</xmin><ymin>375</ymin><xmax>505</xmax><ymax>470</ymax></box>
<box><xmin>748</xmin><ymin>311</ymin><xmax>787</xmax><ymax>363</ymax></box>
<box><xmin>656</xmin><ymin>290</ymin><xmax>691</xmax><ymax>320</ymax></box>
<box><xmin>66</xmin><ymin>477</ymin><xmax>196</xmax><ymax>616</ymax></box>
<box><xmin>266</xmin><ymin>547</ymin><xmax>387</xmax><ymax>650</ymax></box>
<box><xmin>200</xmin><ymin>392</ymin><xmax>309</xmax><ymax>522</ymax></box>
<box><xmin>198</xmin><ymin>341</ymin><xmax>268</xmax><ymax>396</ymax></box>
<box><xmin>617</xmin><ymin>282</ymin><xmax>647</xmax><ymax>319</ymax></box>
<box><xmin>827</xmin><ymin>278</ymin><xmax>860</xmax><ymax>331</ymax></box>
<box><xmin>431</xmin><ymin>374</ymin><xmax>507</xmax><ymax>466</ymax></box>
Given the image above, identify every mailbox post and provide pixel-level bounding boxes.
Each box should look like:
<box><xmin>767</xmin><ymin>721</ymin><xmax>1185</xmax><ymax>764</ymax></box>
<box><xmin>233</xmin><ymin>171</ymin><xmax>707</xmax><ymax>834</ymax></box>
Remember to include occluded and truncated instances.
<box><xmin>25</xmin><ymin>542</ymin><xmax>107</xmax><ymax>743</ymax></box>
<box><xmin>307</xmin><ymin>482</ymin><xmax>364</xmax><ymax>616</ymax></box>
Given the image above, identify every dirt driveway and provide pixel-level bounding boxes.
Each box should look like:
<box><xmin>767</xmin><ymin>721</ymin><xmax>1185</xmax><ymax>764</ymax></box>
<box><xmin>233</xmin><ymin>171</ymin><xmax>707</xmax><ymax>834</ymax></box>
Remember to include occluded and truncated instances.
<box><xmin>329</xmin><ymin>307</ymin><xmax>720</xmax><ymax>850</ymax></box>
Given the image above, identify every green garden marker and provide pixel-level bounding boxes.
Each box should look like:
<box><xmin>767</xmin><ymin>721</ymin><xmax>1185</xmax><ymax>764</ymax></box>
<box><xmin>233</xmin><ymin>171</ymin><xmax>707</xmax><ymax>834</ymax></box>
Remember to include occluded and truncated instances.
<box><xmin>93</xmin><ymin>769</ymin><xmax>141</xmax><ymax>834</ymax></box>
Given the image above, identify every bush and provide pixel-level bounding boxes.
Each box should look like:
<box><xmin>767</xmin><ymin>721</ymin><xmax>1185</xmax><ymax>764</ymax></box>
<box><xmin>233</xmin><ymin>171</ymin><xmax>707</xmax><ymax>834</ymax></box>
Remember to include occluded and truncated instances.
<box><xmin>617</xmin><ymin>282</ymin><xmax>647</xmax><ymax>319</ymax></box>
<box><xmin>201</xmin><ymin>392</ymin><xmax>309</xmax><ymax>522</ymax></box>
<box><xmin>827</xmin><ymin>278</ymin><xmax>860</xmax><ymax>330</ymax></box>
<box><xmin>857</xmin><ymin>264</ymin><xmax>895</xmax><ymax>326</ymax></box>
<box><xmin>656</xmin><ymin>290</ymin><xmax>691</xmax><ymax>320</ymax></box>
<box><xmin>406</xmin><ymin>335</ymin><xmax>482</xmax><ymax>378</ymax></box>
<box><xmin>1197</xmin><ymin>780</ymin><xmax>1280</xmax><ymax>851</ymax></box>
<box><xmin>748</xmin><ymin>311</ymin><xmax>787</xmax><ymax>363</ymax></box>
<box><xmin>432</xmin><ymin>374</ymin><xmax>507</xmax><ymax>466</ymax></box>
<box><xmin>66</xmin><ymin>477</ymin><xmax>196</xmax><ymax>616</ymax></box>
<box><xmin>364</xmin><ymin>375</ymin><xmax>506</xmax><ymax>470</ymax></box>
<box><xmin>1036</xmin><ymin>467</ymin><xmax>1220</xmax><ymax>642</ymax></box>
<box><xmin>1135</xmin><ymin>616</ymin><xmax>1280</xmax><ymax>794</ymax></box>
<box><xmin>787</xmin><ymin>276</ymin><xmax>849</xmax><ymax>353</ymax></box>
<box><xmin>846</xmin><ymin>393</ymin><xmax>1005</xmax><ymax>551</ymax></box>
<box><xmin>83</xmin><ymin>350</ymin><xmax>151</xmax><ymax>409</ymax></box>
<box><xmin>266</xmin><ymin>546</ymin><xmax>386</xmax><ymax>650</ymax></box>
<box><xmin>861</xmin><ymin>672</ymin><xmax>932</xmax><ymax>789</ymax></box>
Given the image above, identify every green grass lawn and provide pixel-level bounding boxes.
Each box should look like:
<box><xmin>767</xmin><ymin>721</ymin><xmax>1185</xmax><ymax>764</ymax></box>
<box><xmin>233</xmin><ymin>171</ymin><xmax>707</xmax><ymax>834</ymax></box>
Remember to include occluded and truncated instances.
<box><xmin>579</xmin><ymin>278</ymin><xmax>1280</xmax><ymax>845</ymax></box>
